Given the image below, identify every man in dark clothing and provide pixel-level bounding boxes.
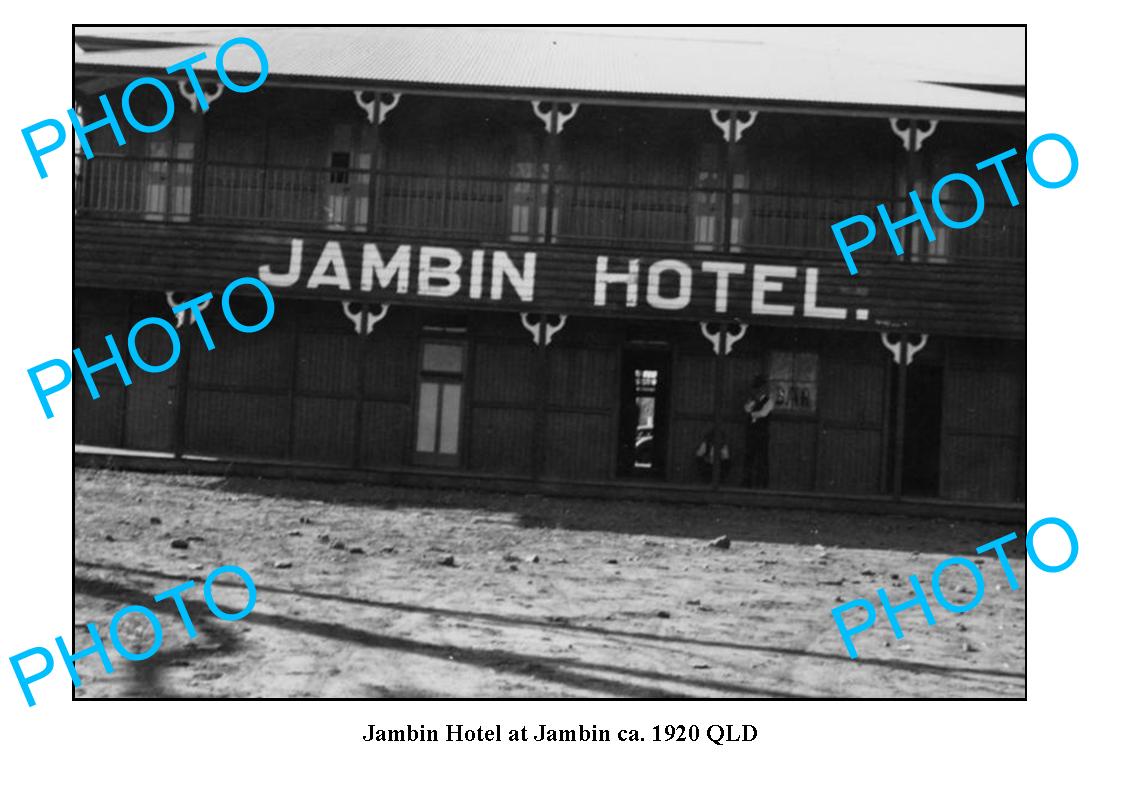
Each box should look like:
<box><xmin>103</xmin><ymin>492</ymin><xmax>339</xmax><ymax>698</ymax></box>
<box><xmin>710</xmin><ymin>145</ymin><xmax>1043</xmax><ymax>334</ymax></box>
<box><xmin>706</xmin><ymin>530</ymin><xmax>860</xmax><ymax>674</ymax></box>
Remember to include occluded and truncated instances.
<box><xmin>742</xmin><ymin>375</ymin><xmax>775</xmax><ymax>488</ymax></box>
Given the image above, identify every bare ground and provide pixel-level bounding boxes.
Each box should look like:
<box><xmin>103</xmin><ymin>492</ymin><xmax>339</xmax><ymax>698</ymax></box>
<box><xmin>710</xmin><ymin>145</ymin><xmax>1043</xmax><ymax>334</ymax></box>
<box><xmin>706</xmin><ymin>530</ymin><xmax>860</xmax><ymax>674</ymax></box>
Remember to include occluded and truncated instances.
<box><xmin>73</xmin><ymin>467</ymin><xmax>1026</xmax><ymax>699</ymax></box>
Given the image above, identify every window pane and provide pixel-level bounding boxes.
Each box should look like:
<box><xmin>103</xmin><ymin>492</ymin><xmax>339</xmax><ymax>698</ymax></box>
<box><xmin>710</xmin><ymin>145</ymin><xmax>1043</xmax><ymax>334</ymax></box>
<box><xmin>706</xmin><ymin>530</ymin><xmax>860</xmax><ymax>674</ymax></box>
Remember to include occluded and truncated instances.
<box><xmin>789</xmin><ymin>381</ymin><xmax>816</xmax><ymax>411</ymax></box>
<box><xmin>422</xmin><ymin>343</ymin><xmax>463</xmax><ymax>374</ymax></box>
<box><xmin>768</xmin><ymin>352</ymin><xmax>818</xmax><ymax>413</ymax></box>
<box><xmin>330</xmin><ymin>151</ymin><xmax>351</xmax><ymax>184</ymax></box>
<box><xmin>795</xmin><ymin>352</ymin><xmax>818</xmax><ymax>382</ymax></box>
<box><xmin>416</xmin><ymin>381</ymin><xmax>439</xmax><ymax>453</ymax></box>
<box><xmin>770</xmin><ymin>351</ymin><xmax>794</xmax><ymax>379</ymax></box>
<box><xmin>439</xmin><ymin>383</ymin><xmax>461</xmax><ymax>454</ymax></box>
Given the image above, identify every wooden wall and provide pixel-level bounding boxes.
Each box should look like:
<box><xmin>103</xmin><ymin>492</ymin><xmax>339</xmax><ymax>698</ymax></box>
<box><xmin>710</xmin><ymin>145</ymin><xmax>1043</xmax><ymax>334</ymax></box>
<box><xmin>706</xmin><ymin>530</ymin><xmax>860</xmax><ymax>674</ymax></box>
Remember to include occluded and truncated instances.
<box><xmin>941</xmin><ymin>337</ymin><xmax>1026</xmax><ymax>502</ymax></box>
<box><xmin>75</xmin><ymin>291</ymin><xmax>179</xmax><ymax>452</ymax></box>
<box><xmin>469</xmin><ymin>314</ymin><xmax>537</xmax><ymax>477</ymax></box>
<box><xmin>814</xmin><ymin>333</ymin><xmax>888</xmax><ymax>495</ymax></box>
<box><xmin>74</xmin><ymin>290</ymin><xmax>1024</xmax><ymax>505</ymax></box>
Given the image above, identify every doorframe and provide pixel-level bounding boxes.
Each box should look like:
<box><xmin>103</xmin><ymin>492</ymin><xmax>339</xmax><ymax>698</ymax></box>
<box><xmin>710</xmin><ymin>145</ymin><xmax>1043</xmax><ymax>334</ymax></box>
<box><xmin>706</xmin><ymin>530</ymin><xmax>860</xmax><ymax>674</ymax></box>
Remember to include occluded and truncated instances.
<box><xmin>411</xmin><ymin>336</ymin><xmax>469</xmax><ymax>469</ymax></box>
<box><xmin>616</xmin><ymin>341</ymin><xmax>674</xmax><ymax>480</ymax></box>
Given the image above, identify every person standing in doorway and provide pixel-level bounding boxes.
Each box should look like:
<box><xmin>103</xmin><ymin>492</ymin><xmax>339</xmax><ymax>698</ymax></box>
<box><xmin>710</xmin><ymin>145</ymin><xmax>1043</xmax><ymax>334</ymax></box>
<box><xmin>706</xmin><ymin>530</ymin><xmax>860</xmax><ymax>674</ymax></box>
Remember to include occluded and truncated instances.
<box><xmin>743</xmin><ymin>375</ymin><xmax>774</xmax><ymax>488</ymax></box>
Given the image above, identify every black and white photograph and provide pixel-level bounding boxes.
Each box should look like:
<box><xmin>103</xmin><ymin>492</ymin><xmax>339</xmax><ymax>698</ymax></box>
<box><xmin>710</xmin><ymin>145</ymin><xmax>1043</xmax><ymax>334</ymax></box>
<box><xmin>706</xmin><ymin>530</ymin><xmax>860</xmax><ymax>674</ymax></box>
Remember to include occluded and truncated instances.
<box><xmin>69</xmin><ymin>25</ymin><xmax>1026</xmax><ymax>700</ymax></box>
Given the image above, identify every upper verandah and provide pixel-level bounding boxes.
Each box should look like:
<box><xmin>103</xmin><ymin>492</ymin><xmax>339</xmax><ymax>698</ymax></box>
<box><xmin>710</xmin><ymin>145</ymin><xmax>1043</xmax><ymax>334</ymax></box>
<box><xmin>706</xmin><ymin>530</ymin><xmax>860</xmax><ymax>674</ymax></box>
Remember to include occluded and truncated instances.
<box><xmin>71</xmin><ymin>28</ymin><xmax>1026</xmax><ymax>266</ymax></box>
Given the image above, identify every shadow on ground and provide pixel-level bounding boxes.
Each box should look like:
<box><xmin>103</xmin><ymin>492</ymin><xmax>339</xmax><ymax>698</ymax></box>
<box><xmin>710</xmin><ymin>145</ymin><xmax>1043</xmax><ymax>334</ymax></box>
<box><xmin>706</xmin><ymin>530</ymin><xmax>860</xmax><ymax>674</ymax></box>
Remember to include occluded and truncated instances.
<box><xmin>184</xmin><ymin>473</ymin><xmax>1026</xmax><ymax>558</ymax></box>
<box><xmin>76</xmin><ymin>560</ymin><xmax>1025</xmax><ymax>700</ymax></box>
<box><xmin>74</xmin><ymin>573</ymin><xmax>244</xmax><ymax>699</ymax></box>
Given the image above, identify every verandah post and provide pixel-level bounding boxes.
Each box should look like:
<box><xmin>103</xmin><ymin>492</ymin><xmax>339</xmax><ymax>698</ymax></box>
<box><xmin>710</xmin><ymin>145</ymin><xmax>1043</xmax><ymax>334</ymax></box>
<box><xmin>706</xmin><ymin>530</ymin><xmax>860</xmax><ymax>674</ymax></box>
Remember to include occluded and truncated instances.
<box><xmin>284</xmin><ymin>311</ymin><xmax>299</xmax><ymax>460</ymax></box>
<box><xmin>171</xmin><ymin>318</ymin><xmax>192</xmax><ymax>458</ymax></box>
<box><xmin>351</xmin><ymin>306</ymin><xmax>370</xmax><ymax>469</ymax></box>
<box><xmin>892</xmin><ymin>349</ymin><xmax>908</xmax><ymax>499</ymax></box>
<box><xmin>713</xmin><ymin>111</ymin><xmax>739</xmax><ymax>491</ymax></box>
<box><xmin>189</xmin><ymin>98</ymin><xmax>209</xmax><ymax>221</ymax></box>
<box><xmin>543</xmin><ymin>102</ymin><xmax>560</xmax><ymax>244</ymax></box>
<box><xmin>891</xmin><ymin>119</ymin><xmax>923</xmax><ymax>498</ymax></box>
<box><xmin>711</xmin><ymin>325</ymin><xmax>727</xmax><ymax>491</ymax></box>
<box><xmin>531</xmin><ymin>103</ymin><xmax>562</xmax><ymax>483</ymax></box>
<box><xmin>117</xmin><ymin>294</ymin><xmax>133</xmax><ymax>449</ymax></box>
<box><xmin>366</xmin><ymin>99</ymin><xmax>382</xmax><ymax>232</ymax></box>
<box><xmin>532</xmin><ymin>322</ymin><xmax>549</xmax><ymax>482</ymax></box>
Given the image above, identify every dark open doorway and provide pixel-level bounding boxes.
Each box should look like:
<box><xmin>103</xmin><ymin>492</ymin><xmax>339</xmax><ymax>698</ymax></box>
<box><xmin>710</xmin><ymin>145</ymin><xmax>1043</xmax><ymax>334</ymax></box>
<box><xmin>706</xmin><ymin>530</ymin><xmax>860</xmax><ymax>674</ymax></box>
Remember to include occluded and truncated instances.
<box><xmin>889</xmin><ymin>361</ymin><xmax>943</xmax><ymax>496</ymax></box>
<box><xmin>617</xmin><ymin>348</ymin><xmax>672</xmax><ymax>478</ymax></box>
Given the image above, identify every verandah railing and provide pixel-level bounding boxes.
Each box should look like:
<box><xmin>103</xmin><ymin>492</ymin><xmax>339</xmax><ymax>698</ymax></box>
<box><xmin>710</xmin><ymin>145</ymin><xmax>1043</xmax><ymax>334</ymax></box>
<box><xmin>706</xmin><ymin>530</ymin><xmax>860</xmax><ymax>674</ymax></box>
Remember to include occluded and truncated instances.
<box><xmin>75</xmin><ymin>154</ymin><xmax>1026</xmax><ymax>263</ymax></box>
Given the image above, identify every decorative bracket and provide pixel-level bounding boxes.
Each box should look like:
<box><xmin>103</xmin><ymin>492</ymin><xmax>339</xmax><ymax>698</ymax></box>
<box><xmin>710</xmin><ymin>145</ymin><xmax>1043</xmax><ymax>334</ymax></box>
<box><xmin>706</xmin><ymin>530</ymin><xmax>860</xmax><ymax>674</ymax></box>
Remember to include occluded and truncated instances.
<box><xmin>519</xmin><ymin>312</ymin><xmax>567</xmax><ymax>346</ymax></box>
<box><xmin>879</xmin><ymin>332</ymin><xmax>929</xmax><ymax>365</ymax></box>
<box><xmin>709</xmin><ymin>109</ymin><xmax>758</xmax><ymax>143</ymax></box>
<box><xmin>531</xmin><ymin>101</ymin><xmax>580</xmax><ymax>135</ymax></box>
<box><xmin>700</xmin><ymin>321</ymin><xmax>748</xmax><ymax>356</ymax></box>
<box><xmin>888</xmin><ymin>118</ymin><xmax>938</xmax><ymax>152</ymax></box>
<box><xmin>353</xmin><ymin>90</ymin><xmax>401</xmax><ymax>125</ymax></box>
<box><xmin>165</xmin><ymin>291</ymin><xmax>211</xmax><ymax>328</ymax></box>
<box><xmin>341</xmin><ymin>301</ymin><xmax>389</xmax><ymax>335</ymax></box>
<box><xmin>177</xmin><ymin>77</ymin><xmax>224</xmax><ymax>113</ymax></box>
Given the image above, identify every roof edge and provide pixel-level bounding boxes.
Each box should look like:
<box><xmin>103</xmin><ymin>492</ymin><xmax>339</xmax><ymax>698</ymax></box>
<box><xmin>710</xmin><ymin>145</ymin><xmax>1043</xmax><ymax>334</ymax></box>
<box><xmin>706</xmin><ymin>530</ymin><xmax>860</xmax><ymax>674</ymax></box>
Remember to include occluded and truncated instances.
<box><xmin>72</xmin><ymin>63</ymin><xmax>1028</xmax><ymax>126</ymax></box>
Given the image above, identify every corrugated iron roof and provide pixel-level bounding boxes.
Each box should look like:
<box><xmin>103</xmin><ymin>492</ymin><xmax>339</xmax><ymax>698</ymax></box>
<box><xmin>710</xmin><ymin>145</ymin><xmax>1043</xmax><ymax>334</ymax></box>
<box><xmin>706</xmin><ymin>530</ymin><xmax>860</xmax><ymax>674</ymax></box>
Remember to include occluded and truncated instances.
<box><xmin>74</xmin><ymin>27</ymin><xmax>1025</xmax><ymax>116</ymax></box>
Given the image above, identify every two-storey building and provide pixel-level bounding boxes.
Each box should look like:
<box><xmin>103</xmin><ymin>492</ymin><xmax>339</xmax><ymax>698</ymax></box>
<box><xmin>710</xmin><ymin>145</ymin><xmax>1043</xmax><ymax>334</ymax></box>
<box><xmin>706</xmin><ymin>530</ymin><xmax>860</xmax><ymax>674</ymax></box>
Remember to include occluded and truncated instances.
<box><xmin>73</xmin><ymin>27</ymin><xmax>1026</xmax><ymax>516</ymax></box>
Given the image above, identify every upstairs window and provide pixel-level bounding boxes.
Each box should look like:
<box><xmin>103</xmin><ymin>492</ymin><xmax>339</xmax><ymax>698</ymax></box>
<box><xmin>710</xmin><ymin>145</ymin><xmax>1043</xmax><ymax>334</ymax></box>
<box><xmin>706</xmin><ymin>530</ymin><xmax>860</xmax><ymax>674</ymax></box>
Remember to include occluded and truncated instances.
<box><xmin>323</xmin><ymin>122</ymin><xmax>371</xmax><ymax>231</ymax></box>
<box><xmin>908</xmin><ymin>177</ymin><xmax>949</xmax><ymax>264</ymax></box>
<box><xmin>692</xmin><ymin>143</ymin><xmax>749</xmax><ymax>252</ymax></box>
<box><xmin>508</xmin><ymin>133</ymin><xmax>552</xmax><ymax>243</ymax></box>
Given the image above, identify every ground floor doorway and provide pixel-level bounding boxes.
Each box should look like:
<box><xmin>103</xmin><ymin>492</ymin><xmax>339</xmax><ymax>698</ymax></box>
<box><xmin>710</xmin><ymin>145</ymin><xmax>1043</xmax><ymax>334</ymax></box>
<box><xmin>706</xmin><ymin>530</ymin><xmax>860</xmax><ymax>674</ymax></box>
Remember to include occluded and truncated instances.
<box><xmin>889</xmin><ymin>361</ymin><xmax>944</xmax><ymax>496</ymax></box>
<box><xmin>617</xmin><ymin>347</ymin><xmax>672</xmax><ymax>478</ymax></box>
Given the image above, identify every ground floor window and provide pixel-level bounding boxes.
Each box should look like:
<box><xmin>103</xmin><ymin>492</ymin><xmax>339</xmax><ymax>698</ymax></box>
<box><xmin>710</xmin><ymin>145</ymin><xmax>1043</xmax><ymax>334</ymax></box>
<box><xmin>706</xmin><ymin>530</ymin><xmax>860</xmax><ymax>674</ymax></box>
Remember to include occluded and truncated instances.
<box><xmin>415</xmin><ymin>341</ymin><xmax>466</xmax><ymax>466</ymax></box>
<box><xmin>768</xmin><ymin>350</ymin><xmax>819</xmax><ymax>413</ymax></box>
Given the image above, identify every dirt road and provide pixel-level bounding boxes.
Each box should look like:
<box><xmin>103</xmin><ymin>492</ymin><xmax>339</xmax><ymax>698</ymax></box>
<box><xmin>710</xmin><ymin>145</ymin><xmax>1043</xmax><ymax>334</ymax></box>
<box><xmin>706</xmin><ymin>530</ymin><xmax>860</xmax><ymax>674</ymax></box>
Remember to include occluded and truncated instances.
<box><xmin>73</xmin><ymin>468</ymin><xmax>1026</xmax><ymax>698</ymax></box>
